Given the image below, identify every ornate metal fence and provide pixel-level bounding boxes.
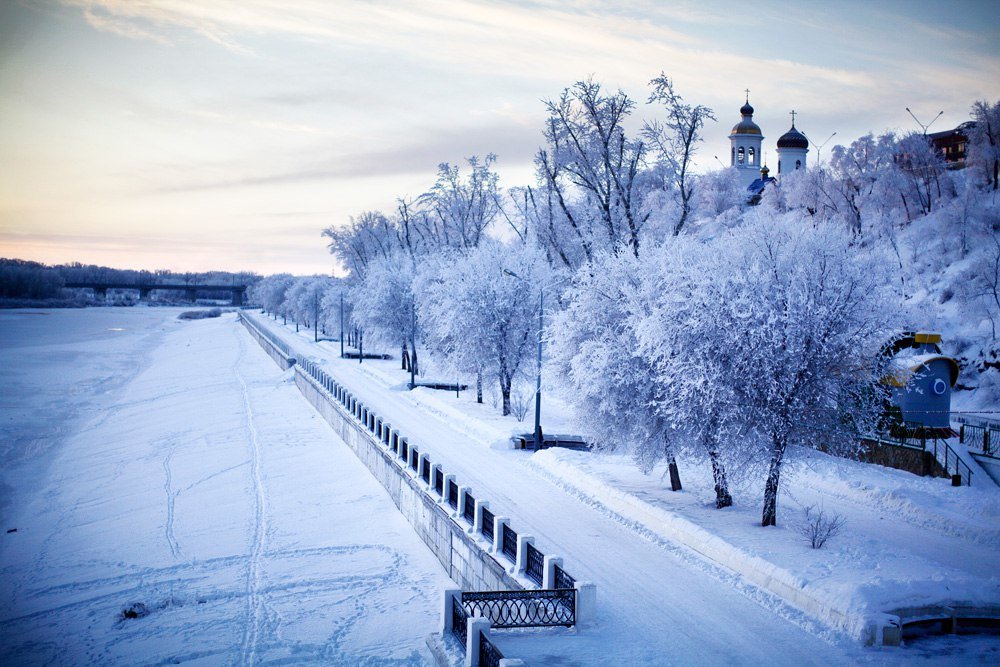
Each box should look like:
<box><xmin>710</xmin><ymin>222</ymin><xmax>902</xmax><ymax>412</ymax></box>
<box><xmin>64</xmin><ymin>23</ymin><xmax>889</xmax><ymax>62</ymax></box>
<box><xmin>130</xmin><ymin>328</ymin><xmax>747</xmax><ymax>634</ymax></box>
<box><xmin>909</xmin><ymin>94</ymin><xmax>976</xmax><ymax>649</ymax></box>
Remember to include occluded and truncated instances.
<box><xmin>553</xmin><ymin>563</ymin><xmax>575</xmax><ymax>591</ymax></box>
<box><xmin>263</xmin><ymin>324</ymin><xmax>589</xmax><ymax>639</ymax></box>
<box><xmin>463</xmin><ymin>491</ymin><xmax>476</xmax><ymax>523</ymax></box>
<box><xmin>451</xmin><ymin>595</ymin><xmax>468</xmax><ymax>645</ymax></box>
<box><xmin>502</xmin><ymin>524</ymin><xmax>517</xmax><ymax>561</ymax></box>
<box><xmin>525</xmin><ymin>543</ymin><xmax>544</xmax><ymax>586</ymax></box>
<box><xmin>479</xmin><ymin>630</ymin><xmax>504</xmax><ymax>667</ymax></box>
<box><xmin>960</xmin><ymin>420</ymin><xmax>998</xmax><ymax>458</ymax></box>
<box><xmin>481</xmin><ymin>507</ymin><xmax>495</xmax><ymax>541</ymax></box>
<box><xmin>462</xmin><ymin>589</ymin><xmax>575</xmax><ymax>628</ymax></box>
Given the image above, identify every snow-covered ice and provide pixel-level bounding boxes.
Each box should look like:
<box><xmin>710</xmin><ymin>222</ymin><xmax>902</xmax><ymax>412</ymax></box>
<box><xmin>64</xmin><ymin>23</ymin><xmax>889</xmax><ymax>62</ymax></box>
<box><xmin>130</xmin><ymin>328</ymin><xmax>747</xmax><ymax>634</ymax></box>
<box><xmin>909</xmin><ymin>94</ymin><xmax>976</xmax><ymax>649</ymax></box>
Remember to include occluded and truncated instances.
<box><xmin>0</xmin><ymin>308</ymin><xmax>451</xmax><ymax>664</ymax></box>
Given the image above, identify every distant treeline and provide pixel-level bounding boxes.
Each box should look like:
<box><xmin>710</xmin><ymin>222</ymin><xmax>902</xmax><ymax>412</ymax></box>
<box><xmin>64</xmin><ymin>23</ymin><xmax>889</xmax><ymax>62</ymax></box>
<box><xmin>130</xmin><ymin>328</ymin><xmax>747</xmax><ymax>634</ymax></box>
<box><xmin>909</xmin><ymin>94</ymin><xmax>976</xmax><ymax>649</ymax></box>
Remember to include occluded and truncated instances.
<box><xmin>0</xmin><ymin>258</ymin><xmax>260</xmax><ymax>302</ymax></box>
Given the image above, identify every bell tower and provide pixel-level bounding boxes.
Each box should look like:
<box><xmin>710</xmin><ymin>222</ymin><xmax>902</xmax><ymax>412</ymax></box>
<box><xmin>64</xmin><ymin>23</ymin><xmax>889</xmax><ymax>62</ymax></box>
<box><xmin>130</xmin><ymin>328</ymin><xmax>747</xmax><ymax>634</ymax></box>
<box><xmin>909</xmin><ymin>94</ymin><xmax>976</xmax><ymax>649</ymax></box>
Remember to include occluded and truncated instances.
<box><xmin>729</xmin><ymin>90</ymin><xmax>764</xmax><ymax>189</ymax></box>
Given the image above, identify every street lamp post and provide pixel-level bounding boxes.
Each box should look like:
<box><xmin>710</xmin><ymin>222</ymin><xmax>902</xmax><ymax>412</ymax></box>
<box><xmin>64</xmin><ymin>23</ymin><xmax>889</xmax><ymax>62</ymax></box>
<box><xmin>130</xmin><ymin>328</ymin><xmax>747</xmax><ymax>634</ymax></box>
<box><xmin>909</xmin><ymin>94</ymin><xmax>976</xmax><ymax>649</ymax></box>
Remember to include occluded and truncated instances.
<box><xmin>339</xmin><ymin>292</ymin><xmax>344</xmax><ymax>358</ymax></box>
<box><xmin>809</xmin><ymin>131</ymin><xmax>837</xmax><ymax>165</ymax></box>
<box><xmin>313</xmin><ymin>291</ymin><xmax>319</xmax><ymax>343</ymax></box>
<box><xmin>410</xmin><ymin>300</ymin><xmax>417</xmax><ymax>390</ymax></box>
<box><xmin>503</xmin><ymin>269</ymin><xmax>544</xmax><ymax>451</ymax></box>
<box><xmin>906</xmin><ymin>107</ymin><xmax>944</xmax><ymax>136</ymax></box>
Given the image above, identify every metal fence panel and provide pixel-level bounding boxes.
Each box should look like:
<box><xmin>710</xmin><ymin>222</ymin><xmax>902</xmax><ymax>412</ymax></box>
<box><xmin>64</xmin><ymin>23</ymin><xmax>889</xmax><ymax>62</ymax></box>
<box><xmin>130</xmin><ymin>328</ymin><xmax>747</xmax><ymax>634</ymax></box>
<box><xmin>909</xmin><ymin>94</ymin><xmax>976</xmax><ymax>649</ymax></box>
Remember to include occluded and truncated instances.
<box><xmin>462</xmin><ymin>589</ymin><xmax>575</xmax><ymax>628</ymax></box>
<box><xmin>525</xmin><ymin>543</ymin><xmax>544</xmax><ymax>586</ymax></box>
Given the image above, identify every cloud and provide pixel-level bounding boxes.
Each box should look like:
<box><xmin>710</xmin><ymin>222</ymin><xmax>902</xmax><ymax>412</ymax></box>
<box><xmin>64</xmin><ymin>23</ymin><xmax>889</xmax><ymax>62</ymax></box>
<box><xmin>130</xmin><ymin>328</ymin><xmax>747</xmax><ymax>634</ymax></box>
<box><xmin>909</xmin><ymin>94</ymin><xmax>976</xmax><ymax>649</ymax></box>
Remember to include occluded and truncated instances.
<box><xmin>151</xmin><ymin>118</ymin><xmax>543</xmax><ymax>193</ymax></box>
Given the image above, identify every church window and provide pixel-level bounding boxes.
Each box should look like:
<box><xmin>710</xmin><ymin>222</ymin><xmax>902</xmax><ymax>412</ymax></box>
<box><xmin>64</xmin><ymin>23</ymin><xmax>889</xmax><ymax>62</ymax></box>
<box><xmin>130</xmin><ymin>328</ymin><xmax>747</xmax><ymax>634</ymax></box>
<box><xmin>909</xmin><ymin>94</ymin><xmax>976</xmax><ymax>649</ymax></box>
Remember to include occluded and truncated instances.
<box><xmin>795</xmin><ymin>160</ymin><xmax>801</xmax><ymax>170</ymax></box>
<box><xmin>738</xmin><ymin>147</ymin><xmax>745</xmax><ymax>164</ymax></box>
<box><xmin>731</xmin><ymin>147</ymin><xmax>735</xmax><ymax>165</ymax></box>
<box><xmin>749</xmin><ymin>147</ymin><xmax>755</xmax><ymax>165</ymax></box>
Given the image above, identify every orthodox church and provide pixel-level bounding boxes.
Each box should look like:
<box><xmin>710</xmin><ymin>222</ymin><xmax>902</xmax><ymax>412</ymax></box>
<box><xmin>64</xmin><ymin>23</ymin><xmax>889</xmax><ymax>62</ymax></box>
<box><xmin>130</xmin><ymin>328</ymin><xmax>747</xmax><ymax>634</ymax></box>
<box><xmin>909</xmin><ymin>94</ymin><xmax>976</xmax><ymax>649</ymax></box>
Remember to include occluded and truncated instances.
<box><xmin>729</xmin><ymin>93</ymin><xmax>809</xmax><ymax>192</ymax></box>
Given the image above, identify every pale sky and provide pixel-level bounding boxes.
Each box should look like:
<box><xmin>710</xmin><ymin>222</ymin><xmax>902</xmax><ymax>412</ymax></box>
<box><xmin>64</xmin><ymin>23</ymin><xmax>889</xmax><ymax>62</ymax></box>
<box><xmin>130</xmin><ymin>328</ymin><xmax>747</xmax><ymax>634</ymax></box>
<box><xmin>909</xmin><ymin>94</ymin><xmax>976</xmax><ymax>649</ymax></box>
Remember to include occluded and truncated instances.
<box><xmin>1</xmin><ymin>0</ymin><xmax>997</xmax><ymax>275</ymax></box>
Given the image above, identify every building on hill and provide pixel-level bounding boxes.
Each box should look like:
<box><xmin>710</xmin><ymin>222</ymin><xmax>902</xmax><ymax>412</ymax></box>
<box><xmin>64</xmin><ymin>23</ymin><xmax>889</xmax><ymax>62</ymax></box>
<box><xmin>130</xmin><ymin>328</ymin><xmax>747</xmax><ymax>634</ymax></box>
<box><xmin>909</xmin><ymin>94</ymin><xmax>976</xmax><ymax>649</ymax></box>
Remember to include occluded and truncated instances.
<box><xmin>776</xmin><ymin>112</ymin><xmax>809</xmax><ymax>176</ymax></box>
<box><xmin>730</xmin><ymin>95</ymin><xmax>809</xmax><ymax>200</ymax></box>
<box><xmin>729</xmin><ymin>94</ymin><xmax>765</xmax><ymax>189</ymax></box>
<box><xmin>928</xmin><ymin>121</ymin><xmax>975</xmax><ymax>169</ymax></box>
<box><xmin>746</xmin><ymin>165</ymin><xmax>777</xmax><ymax>205</ymax></box>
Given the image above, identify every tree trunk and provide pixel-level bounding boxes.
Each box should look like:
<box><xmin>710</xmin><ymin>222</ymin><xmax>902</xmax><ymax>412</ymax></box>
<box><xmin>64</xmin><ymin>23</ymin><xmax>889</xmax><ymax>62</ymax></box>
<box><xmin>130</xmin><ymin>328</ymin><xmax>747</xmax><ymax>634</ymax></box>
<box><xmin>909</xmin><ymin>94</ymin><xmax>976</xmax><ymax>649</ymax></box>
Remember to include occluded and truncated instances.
<box><xmin>709</xmin><ymin>450</ymin><xmax>733</xmax><ymax>508</ymax></box>
<box><xmin>761</xmin><ymin>439</ymin><xmax>786</xmax><ymax>526</ymax></box>
<box><xmin>500</xmin><ymin>376</ymin><xmax>512</xmax><ymax>416</ymax></box>
<box><xmin>410</xmin><ymin>343</ymin><xmax>418</xmax><ymax>376</ymax></box>
<box><xmin>358</xmin><ymin>329</ymin><xmax>363</xmax><ymax>363</ymax></box>
<box><xmin>667</xmin><ymin>457</ymin><xmax>682</xmax><ymax>492</ymax></box>
<box><xmin>476</xmin><ymin>369</ymin><xmax>483</xmax><ymax>404</ymax></box>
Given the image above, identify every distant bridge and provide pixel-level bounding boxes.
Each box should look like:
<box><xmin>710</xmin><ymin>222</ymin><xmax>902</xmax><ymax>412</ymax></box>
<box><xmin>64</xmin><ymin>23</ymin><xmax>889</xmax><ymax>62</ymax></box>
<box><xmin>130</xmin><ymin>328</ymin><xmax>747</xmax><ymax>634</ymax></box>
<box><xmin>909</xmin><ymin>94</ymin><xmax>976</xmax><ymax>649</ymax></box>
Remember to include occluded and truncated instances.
<box><xmin>64</xmin><ymin>282</ymin><xmax>247</xmax><ymax>305</ymax></box>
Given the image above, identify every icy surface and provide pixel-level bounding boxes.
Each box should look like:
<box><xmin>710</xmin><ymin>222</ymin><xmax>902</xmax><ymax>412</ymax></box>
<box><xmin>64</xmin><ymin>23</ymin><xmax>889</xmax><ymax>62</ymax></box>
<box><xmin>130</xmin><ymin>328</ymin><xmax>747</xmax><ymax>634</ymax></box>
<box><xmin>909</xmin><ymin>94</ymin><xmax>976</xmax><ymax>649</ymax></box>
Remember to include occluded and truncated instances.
<box><xmin>0</xmin><ymin>309</ymin><xmax>451</xmax><ymax>664</ymax></box>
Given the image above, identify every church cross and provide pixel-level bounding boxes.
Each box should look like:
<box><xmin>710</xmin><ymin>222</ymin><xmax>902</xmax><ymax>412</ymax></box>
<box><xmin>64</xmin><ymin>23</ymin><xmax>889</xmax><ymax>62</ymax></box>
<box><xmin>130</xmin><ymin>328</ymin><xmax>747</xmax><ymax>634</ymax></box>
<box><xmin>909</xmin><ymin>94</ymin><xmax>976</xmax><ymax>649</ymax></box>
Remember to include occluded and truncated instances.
<box><xmin>790</xmin><ymin>109</ymin><xmax>797</xmax><ymax>126</ymax></box>
<box><xmin>744</xmin><ymin>88</ymin><xmax>750</xmax><ymax>103</ymax></box>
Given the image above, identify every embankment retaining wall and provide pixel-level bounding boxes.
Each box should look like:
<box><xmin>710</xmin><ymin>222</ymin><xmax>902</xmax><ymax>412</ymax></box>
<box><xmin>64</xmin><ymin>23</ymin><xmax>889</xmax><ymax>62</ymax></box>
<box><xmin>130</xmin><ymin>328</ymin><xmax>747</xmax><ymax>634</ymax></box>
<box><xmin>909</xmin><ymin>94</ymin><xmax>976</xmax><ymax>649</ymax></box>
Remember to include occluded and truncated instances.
<box><xmin>239</xmin><ymin>313</ymin><xmax>520</xmax><ymax>591</ymax></box>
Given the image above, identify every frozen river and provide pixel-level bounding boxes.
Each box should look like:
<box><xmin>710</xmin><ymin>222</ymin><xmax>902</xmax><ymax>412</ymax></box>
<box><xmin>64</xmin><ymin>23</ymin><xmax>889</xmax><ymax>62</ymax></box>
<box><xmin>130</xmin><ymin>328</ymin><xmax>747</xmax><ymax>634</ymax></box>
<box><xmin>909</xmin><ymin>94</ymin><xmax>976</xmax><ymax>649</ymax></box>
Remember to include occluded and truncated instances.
<box><xmin>0</xmin><ymin>308</ymin><xmax>450</xmax><ymax>664</ymax></box>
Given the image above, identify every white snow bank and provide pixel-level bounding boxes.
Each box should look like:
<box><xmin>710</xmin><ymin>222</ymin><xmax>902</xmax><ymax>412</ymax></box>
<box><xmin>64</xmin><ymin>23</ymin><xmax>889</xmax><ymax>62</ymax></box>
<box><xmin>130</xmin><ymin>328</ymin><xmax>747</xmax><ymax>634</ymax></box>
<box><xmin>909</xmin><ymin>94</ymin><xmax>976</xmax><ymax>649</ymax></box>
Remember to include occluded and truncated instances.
<box><xmin>528</xmin><ymin>446</ymin><xmax>1000</xmax><ymax>643</ymax></box>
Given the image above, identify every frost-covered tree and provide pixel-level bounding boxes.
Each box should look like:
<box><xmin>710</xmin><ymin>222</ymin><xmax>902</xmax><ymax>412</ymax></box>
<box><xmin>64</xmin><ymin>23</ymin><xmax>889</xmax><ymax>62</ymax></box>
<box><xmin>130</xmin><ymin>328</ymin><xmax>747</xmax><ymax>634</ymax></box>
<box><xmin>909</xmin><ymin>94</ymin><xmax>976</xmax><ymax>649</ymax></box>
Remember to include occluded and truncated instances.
<box><xmin>631</xmin><ymin>238</ymin><xmax>754</xmax><ymax>507</ymax></box>
<box><xmin>965</xmin><ymin>234</ymin><xmax>1000</xmax><ymax>341</ymax></box>
<box><xmin>252</xmin><ymin>274</ymin><xmax>294</xmax><ymax>321</ymax></box>
<box><xmin>896</xmin><ymin>131</ymin><xmax>949</xmax><ymax>217</ymax></box>
<box><xmin>548</xmin><ymin>250</ymin><xmax>684</xmax><ymax>490</ymax></box>
<box><xmin>643</xmin><ymin>74</ymin><xmax>716</xmax><ymax>236</ymax></box>
<box><xmin>323</xmin><ymin>211</ymin><xmax>404</xmax><ymax>278</ymax></box>
<box><xmin>319</xmin><ymin>281</ymin><xmax>351</xmax><ymax>344</ymax></box>
<box><xmin>969</xmin><ymin>100</ymin><xmax>1000</xmax><ymax>191</ymax></box>
<box><xmin>418</xmin><ymin>241</ymin><xmax>552</xmax><ymax>415</ymax></box>
<box><xmin>822</xmin><ymin>132</ymin><xmax>901</xmax><ymax>234</ymax></box>
<box><xmin>707</xmin><ymin>216</ymin><xmax>900</xmax><ymax>526</ymax></box>
<box><xmin>420</xmin><ymin>155</ymin><xmax>502</xmax><ymax>249</ymax></box>
<box><xmin>351</xmin><ymin>254</ymin><xmax>419</xmax><ymax>372</ymax></box>
<box><xmin>534</xmin><ymin>78</ymin><xmax>647</xmax><ymax>265</ymax></box>
<box><xmin>690</xmin><ymin>167</ymin><xmax>745</xmax><ymax>222</ymax></box>
<box><xmin>553</xmin><ymin>214</ymin><xmax>901</xmax><ymax>517</ymax></box>
<box><xmin>286</xmin><ymin>276</ymin><xmax>335</xmax><ymax>331</ymax></box>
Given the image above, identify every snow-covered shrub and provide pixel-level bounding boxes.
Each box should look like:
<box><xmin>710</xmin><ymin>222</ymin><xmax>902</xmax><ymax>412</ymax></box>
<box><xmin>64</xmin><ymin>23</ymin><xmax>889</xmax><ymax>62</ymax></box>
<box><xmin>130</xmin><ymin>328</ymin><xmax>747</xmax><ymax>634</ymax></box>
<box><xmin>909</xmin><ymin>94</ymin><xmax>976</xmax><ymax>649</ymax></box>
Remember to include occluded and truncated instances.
<box><xmin>797</xmin><ymin>505</ymin><xmax>846</xmax><ymax>549</ymax></box>
<box><xmin>510</xmin><ymin>390</ymin><xmax>531</xmax><ymax>422</ymax></box>
<box><xmin>178</xmin><ymin>308</ymin><xmax>222</xmax><ymax>320</ymax></box>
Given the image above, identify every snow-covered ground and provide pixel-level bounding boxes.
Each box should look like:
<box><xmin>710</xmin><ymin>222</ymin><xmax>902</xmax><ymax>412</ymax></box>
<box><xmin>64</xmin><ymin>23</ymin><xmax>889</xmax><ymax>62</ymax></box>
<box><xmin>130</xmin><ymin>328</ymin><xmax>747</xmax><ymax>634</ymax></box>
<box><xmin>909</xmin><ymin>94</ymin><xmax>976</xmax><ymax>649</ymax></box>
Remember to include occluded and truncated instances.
<box><xmin>253</xmin><ymin>312</ymin><xmax>1000</xmax><ymax>663</ymax></box>
<box><xmin>2</xmin><ymin>307</ymin><xmax>996</xmax><ymax>665</ymax></box>
<box><xmin>0</xmin><ymin>308</ymin><xmax>451</xmax><ymax>664</ymax></box>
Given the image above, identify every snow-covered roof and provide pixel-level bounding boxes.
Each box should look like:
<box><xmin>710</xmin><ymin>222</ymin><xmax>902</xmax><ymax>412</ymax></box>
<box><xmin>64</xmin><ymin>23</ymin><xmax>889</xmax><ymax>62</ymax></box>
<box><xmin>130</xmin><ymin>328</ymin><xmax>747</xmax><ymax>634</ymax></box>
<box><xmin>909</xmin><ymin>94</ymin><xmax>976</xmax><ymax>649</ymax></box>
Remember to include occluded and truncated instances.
<box><xmin>882</xmin><ymin>353</ymin><xmax>960</xmax><ymax>387</ymax></box>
